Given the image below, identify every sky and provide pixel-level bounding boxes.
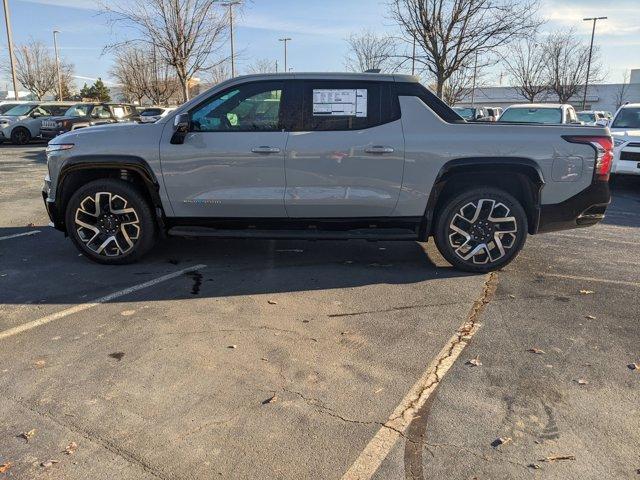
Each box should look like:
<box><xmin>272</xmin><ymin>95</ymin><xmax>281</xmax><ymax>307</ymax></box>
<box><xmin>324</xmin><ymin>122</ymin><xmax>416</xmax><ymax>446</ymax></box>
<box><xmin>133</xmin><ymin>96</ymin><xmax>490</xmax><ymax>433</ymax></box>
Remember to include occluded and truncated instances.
<box><xmin>1</xmin><ymin>0</ymin><xmax>639</xmax><ymax>92</ymax></box>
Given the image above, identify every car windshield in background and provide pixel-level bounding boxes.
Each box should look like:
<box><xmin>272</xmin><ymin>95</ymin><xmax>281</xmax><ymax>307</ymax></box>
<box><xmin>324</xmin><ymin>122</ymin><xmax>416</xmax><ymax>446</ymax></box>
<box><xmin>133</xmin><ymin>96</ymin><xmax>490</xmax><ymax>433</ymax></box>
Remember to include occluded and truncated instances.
<box><xmin>65</xmin><ymin>104</ymin><xmax>93</xmax><ymax>117</ymax></box>
<box><xmin>0</xmin><ymin>103</ymin><xmax>21</xmax><ymax>114</ymax></box>
<box><xmin>141</xmin><ymin>108</ymin><xmax>164</xmax><ymax>116</ymax></box>
<box><xmin>499</xmin><ymin>107</ymin><xmax>562</xmax><ymax>124</ymax></box>
<box><xmin>578</xmin><ymin>113</ymin><xmax>595</xmax><ymax>123</ymax></box>
<box><xmin>611</xmin><ymin>108</ymin><xmax>640</xmax><ymax>129</ymax></box>
<box><xmin>3</xmin><ymin>104</ymin><xmax>35</xmax><ymax>116</ymax></box>
<box><xmin>453</xmin><ymin>107</ymin><xmax>474</xmax><ymax>120</ymax></box>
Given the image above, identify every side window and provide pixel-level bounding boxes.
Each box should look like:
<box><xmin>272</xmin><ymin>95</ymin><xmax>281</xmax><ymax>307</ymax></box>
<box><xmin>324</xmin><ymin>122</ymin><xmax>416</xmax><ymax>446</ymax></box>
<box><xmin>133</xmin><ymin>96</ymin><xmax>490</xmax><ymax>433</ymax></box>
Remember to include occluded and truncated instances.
<box><xmin>91</xmin><ymin>106</ymin><xmax>110</xmax><ymax>119</ymax></box>
<box><xmin>191</xmin><ymin>81</ymin><xmax>283</xmax><ymax>132</ymax></box>
<box><xmin>301</xmin><ymin>81</ymin><xmax>382</xmax><ymax>131</ymax></box>
<box><xmin>112</xmin><ymin>106</ymin><xmax>126</xmax><ymax>119</ymax></box>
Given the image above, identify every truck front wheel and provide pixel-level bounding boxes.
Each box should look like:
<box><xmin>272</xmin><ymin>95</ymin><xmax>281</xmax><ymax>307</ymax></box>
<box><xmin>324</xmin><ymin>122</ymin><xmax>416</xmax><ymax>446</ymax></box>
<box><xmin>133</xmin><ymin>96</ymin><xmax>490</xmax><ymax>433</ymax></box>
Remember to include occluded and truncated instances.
<box><xmin>65</xmin><ymin>179</ymin><xmax>156</xmax><ymax>264</ymax></box>
<box><xmin>433</xmin><ymin>187</ymin><xmax>528</xmax><ymax>273</ymax></box>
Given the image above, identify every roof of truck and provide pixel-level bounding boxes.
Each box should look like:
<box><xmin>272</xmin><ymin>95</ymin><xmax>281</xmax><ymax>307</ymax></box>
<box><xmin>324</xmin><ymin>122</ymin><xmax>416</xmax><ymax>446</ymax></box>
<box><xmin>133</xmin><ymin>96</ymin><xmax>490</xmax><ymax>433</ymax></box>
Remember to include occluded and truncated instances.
<box><xmin>228</xmin><ymin>72</ymin><xmax>419</xmax><ymax>83</ymax></box>
<box><xmin>506</xmin><ymin>103</ymin><xmax>569</xmax><ymax>109</ymax></box>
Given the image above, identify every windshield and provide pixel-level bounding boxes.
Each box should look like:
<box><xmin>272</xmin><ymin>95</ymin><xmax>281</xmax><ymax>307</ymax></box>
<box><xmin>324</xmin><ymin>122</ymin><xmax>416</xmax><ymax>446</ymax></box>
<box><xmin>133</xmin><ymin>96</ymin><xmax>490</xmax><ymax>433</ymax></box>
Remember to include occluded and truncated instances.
<box><xmin>499</xmin><ymin>107</ymin><xmax>562</xmax><ymax>124</ymax></box>
<box><xmin>578</xmin><ymin>113</ymin><xmax>595</xmax><ymax>123</ymax></box>
<box><xmin>3</xmin><ymin>104</ymin><xmax>35</xmax><ymax>116</ymax></box>
<box><xmin>611</xmin><ymin>108</ymin><xmax>640</xmax><ymax>129</ymax></box>
<box><xmin>141</xmin><ymin>108</ymin><xmax>164</xmax><ymax>116</ymax></box>
<box><xmin>0</xmin><ymin>103</ymin><xmax>20</xmax><ymax>114</ymax></box>
<box><xmin>453</xmin><ymin>107</ymin><xmax>474</xmax><ymax>120</ymax></box>
<box><xmin>65</xmin><ymin>104</ymin><xmax>93</xmax><ymax>117</ymax></box>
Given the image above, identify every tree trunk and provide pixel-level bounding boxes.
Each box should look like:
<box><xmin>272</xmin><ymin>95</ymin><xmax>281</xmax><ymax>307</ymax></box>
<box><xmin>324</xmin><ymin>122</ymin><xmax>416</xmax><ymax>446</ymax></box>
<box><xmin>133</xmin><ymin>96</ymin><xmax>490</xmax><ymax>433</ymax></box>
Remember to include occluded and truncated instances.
<box><xmin>180</xmin><ymin>77</ymin><xmax>189</xmax><ymax>103</ymax></box>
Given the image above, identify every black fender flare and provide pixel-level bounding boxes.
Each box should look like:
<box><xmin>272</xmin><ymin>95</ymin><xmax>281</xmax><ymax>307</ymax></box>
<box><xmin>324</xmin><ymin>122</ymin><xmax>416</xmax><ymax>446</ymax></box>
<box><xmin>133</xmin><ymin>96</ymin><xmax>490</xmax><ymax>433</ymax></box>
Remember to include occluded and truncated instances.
<box><xmin>57</xmin><ymin>155</ymin><xmax>166</xmax><ymax>229</ymax></box>
<box><xmin>420</xmin><ymin>157</ymin><xmax>546</xmax><ymax>240</ymax></box>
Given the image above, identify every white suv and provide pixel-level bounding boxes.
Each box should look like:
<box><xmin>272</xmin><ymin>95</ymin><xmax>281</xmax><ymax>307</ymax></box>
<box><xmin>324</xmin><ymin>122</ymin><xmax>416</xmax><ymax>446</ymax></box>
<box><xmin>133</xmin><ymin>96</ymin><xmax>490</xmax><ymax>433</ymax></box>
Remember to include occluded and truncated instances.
<box><xmin>0</xmin><ymin>102</ymin><xmax>73</xmax><ymax>145</ymax></box>
<box><xmin>610</xmin><ymin>103</ymin><xmax>640</xmax><ymax>176</ymax></box>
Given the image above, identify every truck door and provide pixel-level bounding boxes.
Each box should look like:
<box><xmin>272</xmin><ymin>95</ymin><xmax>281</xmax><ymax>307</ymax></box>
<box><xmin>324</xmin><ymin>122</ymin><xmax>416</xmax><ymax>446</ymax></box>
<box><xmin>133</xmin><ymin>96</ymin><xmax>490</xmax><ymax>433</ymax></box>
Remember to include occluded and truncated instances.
<box><xmin>159</xmin><ymin>80</ymin><xmax>289</xmax><ymax>217</ymax></box>
<box><xmin>284</xmin><ymin>80</ymin><xmax>405</xmax><ymax>217</ymax></box>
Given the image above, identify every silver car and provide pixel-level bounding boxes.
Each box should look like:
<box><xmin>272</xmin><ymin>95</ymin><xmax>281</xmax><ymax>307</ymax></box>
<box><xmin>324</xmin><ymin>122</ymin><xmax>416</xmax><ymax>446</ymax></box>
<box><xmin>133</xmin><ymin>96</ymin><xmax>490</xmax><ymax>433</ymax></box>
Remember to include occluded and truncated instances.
<box><xmin>0</xmin><ymin>102</ymin><xmax>74</xmax><ymax>145</ymax></box>
<box><xmin>43</xmin><ymin>73</ymin><xmax>612</xmax><ymax>272</ymax></box>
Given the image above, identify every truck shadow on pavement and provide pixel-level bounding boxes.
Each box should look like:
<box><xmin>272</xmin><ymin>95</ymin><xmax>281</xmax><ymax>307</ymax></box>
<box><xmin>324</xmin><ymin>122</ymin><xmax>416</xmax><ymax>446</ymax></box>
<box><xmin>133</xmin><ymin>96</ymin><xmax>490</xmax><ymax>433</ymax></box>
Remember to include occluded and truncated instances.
<box><xmin>0</xmin><ymin>228</ymin><xmax>475</xmax><ymax>306</ymax></box>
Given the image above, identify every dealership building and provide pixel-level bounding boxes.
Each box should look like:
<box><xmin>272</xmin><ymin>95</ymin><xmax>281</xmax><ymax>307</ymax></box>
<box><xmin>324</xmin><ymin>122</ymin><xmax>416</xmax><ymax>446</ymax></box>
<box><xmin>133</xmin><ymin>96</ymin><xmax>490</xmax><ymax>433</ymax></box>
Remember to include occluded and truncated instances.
<box><xmin>457</xmin><ymin>68</ymin><xmax>640</xmax><ymax>113</ymax></box>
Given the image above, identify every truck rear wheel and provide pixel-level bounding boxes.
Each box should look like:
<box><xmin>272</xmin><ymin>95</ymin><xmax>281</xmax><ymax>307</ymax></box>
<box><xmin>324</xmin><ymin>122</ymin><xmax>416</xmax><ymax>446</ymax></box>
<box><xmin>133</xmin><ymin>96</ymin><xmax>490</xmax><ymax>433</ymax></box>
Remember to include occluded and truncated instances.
<box><xmin>65</xmin><ymin>179</ymin><xmax>156</xmax><ymax>264</ymax></box>
<box><xmin>433</xmin><ymin>187</ymin><xmax>528</xmax><ymax>273</ymax></box>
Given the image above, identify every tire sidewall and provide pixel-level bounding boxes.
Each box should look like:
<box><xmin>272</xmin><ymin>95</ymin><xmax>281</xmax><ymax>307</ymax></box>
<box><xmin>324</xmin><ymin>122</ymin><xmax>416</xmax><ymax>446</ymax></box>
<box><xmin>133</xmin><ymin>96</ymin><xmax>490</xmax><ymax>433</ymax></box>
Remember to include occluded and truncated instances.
<box><xmin>11</xmin><ymin>127</ymin><xmax>30</xmax><ymax>145</ymax></box>
<box><xmin>65</xmin><ymin>179</ymin><xmax>156</xmax><ymax>264</ymax></box>
<box><xmin>434</xmin><ymin>187</ymin><xmax>528</xmax><ymax>273</ymax></box>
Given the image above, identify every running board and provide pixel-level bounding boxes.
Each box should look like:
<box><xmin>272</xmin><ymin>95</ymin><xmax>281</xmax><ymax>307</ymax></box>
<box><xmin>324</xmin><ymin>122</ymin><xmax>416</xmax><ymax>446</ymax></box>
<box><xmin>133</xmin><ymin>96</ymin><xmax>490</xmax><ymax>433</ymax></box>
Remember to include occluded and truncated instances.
<box><xmin>167</xmin><ymin>226</ymin><xmax>418</xmax><ymax>241</ymax></box>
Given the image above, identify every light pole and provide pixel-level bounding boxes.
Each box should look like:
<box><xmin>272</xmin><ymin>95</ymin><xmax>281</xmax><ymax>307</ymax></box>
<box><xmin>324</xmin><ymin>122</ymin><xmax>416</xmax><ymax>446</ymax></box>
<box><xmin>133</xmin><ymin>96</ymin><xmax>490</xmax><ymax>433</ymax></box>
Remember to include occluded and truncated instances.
<box><xmin>470</xmin><ymin>51</ymin><xmax>478</xmax><ymax>107</ymax></box>
<box><xmin>220</xmin><ymin>2</ymin><xmax>240</xmax><ymax>77</ymax></box>
<box><xmin>279</xmin><ymin>37</ymin><xmax>291</xmax><ymax>72</ymax></box>
<box><xmin>582</xmin><ymin>16</ymin><xmax>607</xmax><ymax>110</ymax></box>
<box><xmin>53</xmin><ymin>30</ymin><xmax>63</xmax><ymax>100</ymax></box>
<box><xmin>2</xmin><ymin>0</ymin><xmax>19</xmax><ymax>100</ymax></box>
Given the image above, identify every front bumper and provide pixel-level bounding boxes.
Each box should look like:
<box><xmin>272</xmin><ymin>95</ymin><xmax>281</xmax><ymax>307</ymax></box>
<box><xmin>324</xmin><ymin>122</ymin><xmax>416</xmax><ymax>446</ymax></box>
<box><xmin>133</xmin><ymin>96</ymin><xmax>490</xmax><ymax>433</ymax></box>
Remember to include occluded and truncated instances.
<box><xmin>42</xmin><ymin>177</ymin><xmax>64</xmax><ymax>231</ymax></box>
<box><xmin>537</xmin><ymin>181</ymin><xmax>610</xmax><ymax>233</ymax></box>
<box><xmin>611</xmin><ymin>146</ymin><xmax>640</xmax><ymax>175</ymax></box>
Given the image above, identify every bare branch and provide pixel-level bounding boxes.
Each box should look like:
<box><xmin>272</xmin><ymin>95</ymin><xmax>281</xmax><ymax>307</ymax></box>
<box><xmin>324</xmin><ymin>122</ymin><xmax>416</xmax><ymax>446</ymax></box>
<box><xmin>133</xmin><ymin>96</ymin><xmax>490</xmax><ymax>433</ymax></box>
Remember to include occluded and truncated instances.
<box><xmin>344</xmin><ymin>29</ymin><xmax>397</xmax><ymax>73</ymax></box>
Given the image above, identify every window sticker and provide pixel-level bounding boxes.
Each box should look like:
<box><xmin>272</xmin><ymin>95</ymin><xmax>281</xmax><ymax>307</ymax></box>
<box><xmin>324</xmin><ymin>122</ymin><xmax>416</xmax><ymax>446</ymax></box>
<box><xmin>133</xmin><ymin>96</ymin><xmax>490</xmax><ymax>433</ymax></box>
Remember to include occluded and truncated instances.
<box><xmin>313</xmin><ymin>89</ymin><xmax>367</xmax><ymax>117</ymax></box>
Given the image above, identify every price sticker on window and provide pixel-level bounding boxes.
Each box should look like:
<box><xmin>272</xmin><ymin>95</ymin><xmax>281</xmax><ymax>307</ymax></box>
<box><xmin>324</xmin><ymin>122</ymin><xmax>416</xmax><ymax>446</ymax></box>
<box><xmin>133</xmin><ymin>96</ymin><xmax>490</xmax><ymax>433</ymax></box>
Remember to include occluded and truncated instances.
<box><xmin>312</xmin><ymin>89</ymin><xmax>367</xmax><ymax>117</ymax></box>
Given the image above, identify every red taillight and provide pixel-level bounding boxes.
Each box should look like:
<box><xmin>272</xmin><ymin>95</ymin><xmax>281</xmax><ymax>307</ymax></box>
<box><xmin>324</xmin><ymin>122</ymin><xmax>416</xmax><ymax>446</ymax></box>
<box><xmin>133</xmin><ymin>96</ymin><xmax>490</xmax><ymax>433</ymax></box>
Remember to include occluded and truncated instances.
<box><xmin>563</xmin><ymin>135</ymin><xmax>613</xmax><ymax>181</ymax></box>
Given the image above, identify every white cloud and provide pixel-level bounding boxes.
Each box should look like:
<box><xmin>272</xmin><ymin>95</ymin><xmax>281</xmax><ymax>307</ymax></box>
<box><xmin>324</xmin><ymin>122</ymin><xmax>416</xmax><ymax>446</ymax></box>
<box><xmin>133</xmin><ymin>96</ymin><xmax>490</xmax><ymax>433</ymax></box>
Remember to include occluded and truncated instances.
<box><xmin>542</xmin><ymin>1</ymin><xmax>640</xmax><ymax>36</ymax></box>
<box><xmin>20</xmin><ymin>0</ymin><xmax>99</xmax><ymax>9</ymax></box>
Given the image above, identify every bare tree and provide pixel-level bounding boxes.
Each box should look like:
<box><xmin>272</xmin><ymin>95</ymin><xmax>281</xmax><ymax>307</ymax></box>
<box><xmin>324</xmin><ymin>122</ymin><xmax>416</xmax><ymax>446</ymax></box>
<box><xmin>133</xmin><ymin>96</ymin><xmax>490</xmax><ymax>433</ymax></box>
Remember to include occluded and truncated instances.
<box><xmin>111</xmin><ymin>47</ymin><xmax>148</xmax><ymax>103</ymax></box>
<box><xmin>502</xmin><ymin>37</ymin><xmax>548</xmax><ymax>102</ymax></box>
<box><xmin>246</xmin><ymin>58</ymin><xmax>274</xmax><ymax>74</ymax></box>
<box><xmin>102</xmin><ymin>0</ymin><xmax>228</xmax><ymax>102</ymax></box>
<box><xmin>442</xmin><ymin>63</ymin><xmax>475</xmax><ymax>105</ymax></box>
<box><xmin>389</xmin><ymin>0</ymin><xmax>540</xmax><ymax>98</ymax></box>
<box><xmin>344</xmin><ymin>30</ymin><xmax>396</xmax><ymax>73</ymax></box>
<box><xmin>544</xmin><ymin>29</ymin><xmax>602</xmax><ymax>104</ymax></box>
<box><xmin>208</xmin><ymin>61</ymin><xmax>232</xmax><ymax>85</ymax></box>
<box><xmin>8</xmin><ymin>39</ymin><xmax>63</xmax><ymax>99</ymax></box>
<box><xmin>614</xmin><ymin>70</ymin><xmax>630</xmax><ymax>109</ymax></box>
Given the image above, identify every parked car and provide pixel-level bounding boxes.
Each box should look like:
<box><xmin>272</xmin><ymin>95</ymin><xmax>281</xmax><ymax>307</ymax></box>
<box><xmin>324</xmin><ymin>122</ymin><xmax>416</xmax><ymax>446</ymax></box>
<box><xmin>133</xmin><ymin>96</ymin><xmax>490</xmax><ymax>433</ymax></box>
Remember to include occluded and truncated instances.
<box><xmin>43</xmin><ymin>73</ymin><xmax>612</xmax><ymax>272</ymax></box>
<box><xmin>498</xmin><ymin>104</ymin><xmax>581</xmax><ymax>125</ymax></box>
<box><xmin>139</xmin><ymin>107</ymin><xmax>176</xmax><ymax>123</ymax></box>
<box><xmin>0</xmin><ymin>102</ymin><xmax>73</xmax><ymax>145</ymax></box>
<box><xmin>577</xmin><ymin>110</ymin><xmax>608</xmax><ymax>126</ymax></box>
<box><xmin>41</xmin><ymin>103</ymin><xmax>140</xmax><ymax>140</ymax></box>
<box><xmin>452</xmin><ymin>106</ymin><xmax>487</xmax><ymax>121</ymax></box>
<box><xmin>609</xmin><ymin>103</ymin><xmax>640</xmax><ymax>176</ymax></box>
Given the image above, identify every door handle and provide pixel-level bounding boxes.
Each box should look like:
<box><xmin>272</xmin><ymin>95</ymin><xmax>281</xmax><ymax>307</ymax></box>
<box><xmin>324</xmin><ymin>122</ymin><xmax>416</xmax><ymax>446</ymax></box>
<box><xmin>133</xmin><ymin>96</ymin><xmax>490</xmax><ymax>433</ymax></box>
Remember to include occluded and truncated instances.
<box><xmin>365</xmin><ymin>146</ymin><xmax>394</xmax><ymax>154</ymax></box>
<box><xmin>251</xmin><ymin>146</ymin><xmax>281</xmax><ymax>154</ymax></box>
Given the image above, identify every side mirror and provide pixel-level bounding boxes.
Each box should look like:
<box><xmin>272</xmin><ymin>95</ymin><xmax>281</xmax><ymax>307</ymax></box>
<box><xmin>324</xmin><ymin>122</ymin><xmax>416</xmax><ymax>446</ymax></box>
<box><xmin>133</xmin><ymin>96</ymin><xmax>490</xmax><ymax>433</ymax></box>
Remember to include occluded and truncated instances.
<box><xmin>170</xmin><ymin>113</ymin><xmax>190</xmax><ymax>145</ymax></box>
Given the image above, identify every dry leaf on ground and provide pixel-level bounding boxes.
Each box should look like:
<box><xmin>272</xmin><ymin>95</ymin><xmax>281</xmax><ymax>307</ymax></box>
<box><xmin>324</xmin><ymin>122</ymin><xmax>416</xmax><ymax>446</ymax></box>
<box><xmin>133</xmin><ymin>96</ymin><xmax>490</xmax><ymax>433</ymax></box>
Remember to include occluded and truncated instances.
<box><xmin>585</xmin><ymin>315</ymin><xmax>596</xmax><ymax>319</ymax></box>
<box><xmin>262</xmin><ymin>395</ymin><xmax>277</xmax><ymax>405</ymax></box>
<box><xmin>19</xmin><ymin>429</ymin><xmax>36</xmax><ymax>442</ymax></box>
<box><xmin>579</xmin><ymin>290</ymin><xmax>594</xmax><ymax>295</ymax></box>
<box><xmin>466</xmin><ymin>355</ymin><xmax>482</xmax><ymax>367</ymax></box>
<box><xmin>528</xmin><ymin>348</ymin><xmax>545</xmax><ymax>354</ymax></box>
<box><xmin>0</xmin><ymin>462</ymin><xmax>11</xmax><ymax>473</ymax></box>
<box><xmin>267</xmin><ymin>300</ymin><xmax>277</xmax><ymax>305</ymax></box>
<box><xmin>491</xmin><ymin>436</ymin><xmax>512</xmax><ymax>447</ymax></box>
<box><xmin>627</xmin><ymin>363</ymin><xmax>639</xmax><ymax>371</ymax></box>
<box><xmin>227</xmin><ymin>345</ymin><xmax>237</xmax><ymax>349</ymax></box>
<box><xmin>41</xmin><ymin>459</ymin><xmax>60</xmax><ymax>468</ymax></box>
<box><xmin>575</xmin><ymin>379</ymin><xmax>589</xmax><ymax>385</ymax></box>
<box><xmin>34</xmin><ymin>360</ymin><xmax>46</xmax><ymax>369</ymax></box>
<box><xmin>65</xmin><ymin>441</ymin><xmax>78</xmax><ymax>455</ymax></box>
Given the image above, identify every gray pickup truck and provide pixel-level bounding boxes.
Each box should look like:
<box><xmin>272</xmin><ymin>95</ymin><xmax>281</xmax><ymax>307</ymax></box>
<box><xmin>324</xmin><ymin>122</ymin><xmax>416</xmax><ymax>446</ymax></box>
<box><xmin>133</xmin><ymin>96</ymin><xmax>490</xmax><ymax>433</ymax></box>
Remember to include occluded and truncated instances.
<box><xmin>43</xmin><ymin>73</ymin><xmax>612</xmax><ymax>272</ymax></box>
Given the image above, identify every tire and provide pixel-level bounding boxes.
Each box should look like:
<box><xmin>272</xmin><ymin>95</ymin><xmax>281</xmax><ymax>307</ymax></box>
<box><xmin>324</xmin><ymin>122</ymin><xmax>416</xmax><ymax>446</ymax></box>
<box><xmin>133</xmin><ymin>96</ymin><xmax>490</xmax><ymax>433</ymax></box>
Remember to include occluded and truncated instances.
<box><xmin>433</xmin><ymin>187</ymin><xmax>528</xmax><ymax>273</ymax></box>
<box><xmin>10</xmin><ymin>127</ymin><xmax>31</xmax><ymax>145</ymax></box>
<box><xmin>65</xmin><ymin>178</ymin><xmax>157</xmax><ymax>264</ymax></box>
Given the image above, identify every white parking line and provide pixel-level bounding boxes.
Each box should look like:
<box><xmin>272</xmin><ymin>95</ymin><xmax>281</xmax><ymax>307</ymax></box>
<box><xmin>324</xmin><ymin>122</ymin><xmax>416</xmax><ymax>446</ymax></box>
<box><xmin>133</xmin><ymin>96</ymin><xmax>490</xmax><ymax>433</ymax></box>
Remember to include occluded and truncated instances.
<box><xmin>0</xmin><ymin>230</ymin><xmax>40</xmax><ymax>241</ymax></box>
<box><xmin>0</xmin><ymin>264</ymin><xmax>207</xmax><ymax>341</ymax></box>
<box><xmin>542</xmin><ymin>272</ymin><xmax>640</xmax><ymax>288</ymax></box>
<box><xmin>341</xmin><ymin>273</ymin><xmax>495</xmax><ymax>480</ymax></box>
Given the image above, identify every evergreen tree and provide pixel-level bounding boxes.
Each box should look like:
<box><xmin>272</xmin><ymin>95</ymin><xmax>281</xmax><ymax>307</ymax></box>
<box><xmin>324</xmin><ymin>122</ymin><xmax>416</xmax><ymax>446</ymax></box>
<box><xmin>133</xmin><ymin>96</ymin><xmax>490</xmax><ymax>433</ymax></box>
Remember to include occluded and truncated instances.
<box><xmin>89</xmin><ymin>78</ymin><xmax>111</xmax><ymax>102</ymax></box>
<box><xmin>79</xmin><ymin>83</ymin><xmax>92</xmax><ymax>100</ymax></box>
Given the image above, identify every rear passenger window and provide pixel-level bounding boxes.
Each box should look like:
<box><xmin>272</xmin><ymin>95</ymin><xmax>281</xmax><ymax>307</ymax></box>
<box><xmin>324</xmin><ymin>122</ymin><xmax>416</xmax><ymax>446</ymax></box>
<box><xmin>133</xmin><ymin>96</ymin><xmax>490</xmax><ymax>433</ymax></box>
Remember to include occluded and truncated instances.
<box><xmin>301</xmin><ymin>81</ymin><xmax>387</xmax><ymax>131</ymax></box>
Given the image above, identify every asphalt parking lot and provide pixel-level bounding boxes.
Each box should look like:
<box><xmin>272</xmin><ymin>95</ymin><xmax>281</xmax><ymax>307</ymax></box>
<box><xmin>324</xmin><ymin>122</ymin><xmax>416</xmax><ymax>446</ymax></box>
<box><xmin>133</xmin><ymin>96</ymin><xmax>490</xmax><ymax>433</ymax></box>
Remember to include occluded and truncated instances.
<box><xmin>0</xmin><ymin>144</ymin><xmax>639</xmax><ymax>480</ymax></box>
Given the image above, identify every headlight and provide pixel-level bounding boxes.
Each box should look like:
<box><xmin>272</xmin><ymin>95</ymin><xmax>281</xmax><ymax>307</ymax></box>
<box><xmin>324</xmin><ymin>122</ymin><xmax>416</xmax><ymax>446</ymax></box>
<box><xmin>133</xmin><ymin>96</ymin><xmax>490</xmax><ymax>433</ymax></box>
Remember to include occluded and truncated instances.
<box><xmin>613</xmin><ymin>137</ymin><xmax>626</xmax><ymax>147</ymax></box>
<box><xmin>46</xmin><ymin>143</ymin><xmax>74</xmax><ymax>153</ymax></box>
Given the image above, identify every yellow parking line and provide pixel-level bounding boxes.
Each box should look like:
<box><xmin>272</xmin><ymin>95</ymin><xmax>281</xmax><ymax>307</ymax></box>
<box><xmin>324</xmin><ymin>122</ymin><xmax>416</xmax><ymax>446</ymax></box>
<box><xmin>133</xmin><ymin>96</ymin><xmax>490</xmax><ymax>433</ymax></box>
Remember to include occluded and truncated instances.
<box><xmin>0</xmin><ymin>264</ymin><xmax>207</xmax><ymax>341</ymax></box>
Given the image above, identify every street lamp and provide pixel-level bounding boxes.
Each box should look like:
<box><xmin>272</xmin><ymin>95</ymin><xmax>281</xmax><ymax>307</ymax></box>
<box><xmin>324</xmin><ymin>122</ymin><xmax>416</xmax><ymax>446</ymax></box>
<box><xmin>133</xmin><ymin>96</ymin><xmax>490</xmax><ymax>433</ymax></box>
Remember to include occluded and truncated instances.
<box><xmin>279</xmin><ymin>37</ymin><xmax>291</xmax><ymax>72</ymax></box>
<box><xmin>2</xmin><ymin>0</ymin><xmax>19</xmax><ymax>100</ymax></box>
<box><xmin>582</xmin><ymin>16</ymin><xmax>607</xmax><ymax>110</ymax></box>
<box><xmin>53</xmin><ymin>30</ymin><xmax>63</xmax><ymax>100</ymax></box>
<box><xmin>219</xmin><ymin>1</ymin><xmax>240</xmax><ymax>77</ymax></box>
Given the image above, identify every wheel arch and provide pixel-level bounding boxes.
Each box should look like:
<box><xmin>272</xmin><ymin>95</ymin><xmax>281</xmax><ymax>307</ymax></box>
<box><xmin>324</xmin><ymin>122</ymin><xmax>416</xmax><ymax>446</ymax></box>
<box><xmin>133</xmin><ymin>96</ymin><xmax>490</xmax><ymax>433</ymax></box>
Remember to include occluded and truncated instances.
<box><xmin>420</xmin><ymin>157</ymin><xmax>545</xmax><ymax>240</ymax></box>
<box><xmin>56</xmin><ymin>155</ymin><xmax>166</xmax><ymax>232</ymax></box>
